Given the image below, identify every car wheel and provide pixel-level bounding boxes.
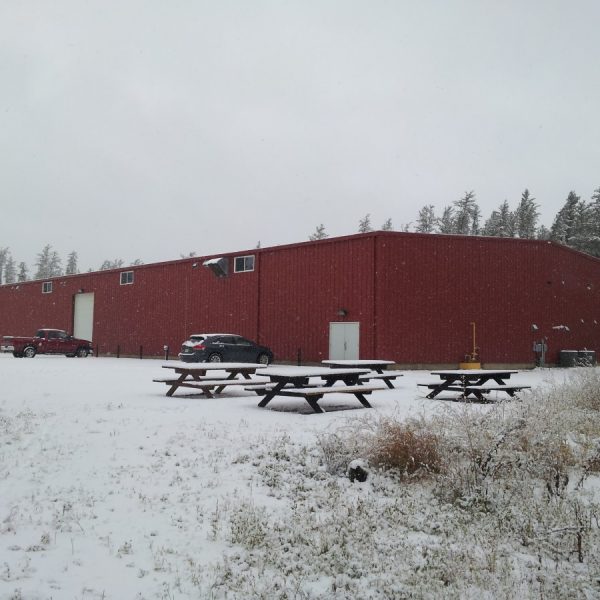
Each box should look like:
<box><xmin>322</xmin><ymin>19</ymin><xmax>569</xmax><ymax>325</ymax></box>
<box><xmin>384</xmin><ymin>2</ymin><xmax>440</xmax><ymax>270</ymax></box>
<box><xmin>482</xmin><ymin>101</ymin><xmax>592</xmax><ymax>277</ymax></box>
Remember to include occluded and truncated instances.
<box><xmin>23</xmin><ymin>346</ymin><xmax>36</xmax><ymax>358</ymax></box>
<box><xmin>257</xmin><ymin>353</ymin><xmax>270</xmax><ymax>365</ymax></box>
<box><xmin>75</xmin><ymin>347</ymin><xmax>89</xmax><ymax>358</ymax></box>
<box><xmin>207</xmin><ymin>353</ymin><xmax>223</xmax><ymax>363</ymax></box>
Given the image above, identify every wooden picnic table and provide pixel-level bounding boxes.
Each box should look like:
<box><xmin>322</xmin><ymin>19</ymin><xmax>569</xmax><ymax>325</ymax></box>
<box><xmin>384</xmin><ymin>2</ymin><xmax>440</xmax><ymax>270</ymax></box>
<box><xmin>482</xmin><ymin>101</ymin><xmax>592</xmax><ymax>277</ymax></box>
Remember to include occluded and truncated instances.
<box><xmin>253</xmin><ymin>366</ymin><xmax>381</xmax><ymax>413</ymax></box>
<box><xmin>154</xmin><ymin>361</ymin><xmax>266</xmax><ymax>397</ymax></box>
<box><xmin>321</xmin><ymin>359</ymin><xmax>401</xmax><ymax>389</ymax></box>
<box><xmin>419</xmin><ymin>369</ymin><xmax>529</xmax><ymax>401</ymax></box>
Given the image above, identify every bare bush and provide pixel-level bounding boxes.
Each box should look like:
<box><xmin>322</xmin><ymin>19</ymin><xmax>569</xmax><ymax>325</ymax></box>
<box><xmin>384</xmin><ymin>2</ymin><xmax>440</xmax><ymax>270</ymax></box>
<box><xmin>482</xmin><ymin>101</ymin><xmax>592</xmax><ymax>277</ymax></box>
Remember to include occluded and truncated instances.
<box><xmin>566</xmin><ymin>368</ymin><xmax>600</xmax><ymax>411</ymax></box>
<box><xmin>369</xmin><ymin>419</ymin><xmax>442</xmax><ymax>478</ymax></box>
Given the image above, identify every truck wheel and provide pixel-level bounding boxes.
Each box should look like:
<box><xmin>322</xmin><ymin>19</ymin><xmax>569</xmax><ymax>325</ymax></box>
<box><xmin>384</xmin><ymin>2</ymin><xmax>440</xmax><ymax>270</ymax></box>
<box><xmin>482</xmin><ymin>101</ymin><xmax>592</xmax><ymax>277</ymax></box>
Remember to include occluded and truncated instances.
<box><xmin>23</xmin><ymin>346</ymin><xmax>37</xmax><ymax>358</ymax></box>
<box><xmin>75</xmin><ymin>347</ymin><xmax>89</xmax><ymax>358</ymax></box>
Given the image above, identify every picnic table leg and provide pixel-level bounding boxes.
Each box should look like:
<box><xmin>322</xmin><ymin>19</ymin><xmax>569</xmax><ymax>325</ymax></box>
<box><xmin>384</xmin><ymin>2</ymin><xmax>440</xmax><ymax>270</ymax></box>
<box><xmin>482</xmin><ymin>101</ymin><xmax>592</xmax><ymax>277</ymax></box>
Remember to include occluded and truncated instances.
<box><xmin>306</xmin><ymin>396</ymin><xmax>324</xmax><ymax>413</ymax></box>
<box><xmin>426</xmin><ymin>379</ymin><xmax>457</xmax><ymax>399</ymax></box>
<box><xmin>166</xmin><ymin>373</ymin><xmax>188</xmax><ymax>397</ymax></box>
<box><xmin>215</xmin><ymin>371</ymin><xmax>238</xmax><ymax>394</ymax></box>
<box><xmin>258</xmin><ymin>382</ymin><xmax>286</xmax><ymax>407</ymax></box>
<box><xmin>382</xmin><ymin>378</ymin><xmax>395</xmax><ymax>389</ymax></box>
<box><xmin>353</xmin><ymin>392</ymin><xmax>372</xmax><ymax>408</ymax></box>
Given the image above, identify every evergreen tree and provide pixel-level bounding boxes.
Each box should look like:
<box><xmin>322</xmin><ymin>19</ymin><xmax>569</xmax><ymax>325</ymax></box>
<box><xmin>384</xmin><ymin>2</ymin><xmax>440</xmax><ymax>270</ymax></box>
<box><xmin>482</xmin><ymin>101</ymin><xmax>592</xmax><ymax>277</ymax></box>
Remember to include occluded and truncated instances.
<box><xmin>514</xmin><ymin>189</ymin><xmax>539</xmax><ymax>239</ymax></box>
<box><xmin>309</xmin><ymin>224</ymin><xmax>328</xmax><ymax>241</ymax></box>
<box><xmin>470</xmin><ymin>204</ymin><xmax>481</xmax><ymax>235</ymax></box>
<box><xmin>453</xmin><ymin>190</ymin><xmax>479</xmax><ymax>235</ymax></box>
<box><xmin>569</xmin><ymin>200</ymin><xmax>592</xmax><ymax>253</ymax></box>
<box><xmin>483</xmin><ymin>210</ymin><xmax>501</xmax><ymax>236</ymax></box>
<box><xmin>65</xmin><ymin>251</ymin><xmax>79</xmax><ymax>275</ymax></box>
<box><xmin>100</xmin><ymin>259</ymin><xmax>124</xmax><ymax>270</ymax></box>
<box><xmin>438</xmin><ymin>206</ymin><xmax>455</xmax><ymax>233</ymax></box>
<box><xmin>358</xmin><ymin>214</ymin><xmax>373</xmax><ymax>233</ymax></box>
<box><xmin>537</xmin><ymin>225</ymin><xmax>551</xmax><ymax>240</ymax></box>
<box><xmin>550</xmin><ymin>191</ymin><xmax>582</xmax><ymax>246</ymax></box>
<box><xmin>17</xmin><ymin>262</ymin><xmax>28</xmax><ymax>282</ymax></box>
<box><xmin>483</xmin><ymin>201</ymin><xmax>514</xmax><ymax>237</ymax></box>
<box><xmin>0</xmin><ymin>247</ymin><xmax>8</xmax><ymax>285</ymax></box>
<box><xmin>584</xmin><ymin>187</ymin><xmax>600</xmax><ymax>256</ymax></box>
<box><xmin>34</xmin><ymin>244</ymin><xmax>53</xmax><ymax>279</ymax></box>
<box><xmin>381</xmin><ymin>218</ymin><xmax>393</xmax><ymax>231</ymax></box>
<box><xmin>130</xmin><ymin>258</ymin><xmax>144</xmax><ymax>266</ymax></box>
<box><xmin>49</xmin><ymin>251</ymin><xmax>62</xmax><ymax>277</ymax></box>
<box><xmin>4</xmin><ymin>255</ymin><xmax>16</xmax><ymax>283</ymax></box>
<box><xmin>415</xmin><ymin>205</ymin><xmax>437</xmax><ymax>233</ymax></box>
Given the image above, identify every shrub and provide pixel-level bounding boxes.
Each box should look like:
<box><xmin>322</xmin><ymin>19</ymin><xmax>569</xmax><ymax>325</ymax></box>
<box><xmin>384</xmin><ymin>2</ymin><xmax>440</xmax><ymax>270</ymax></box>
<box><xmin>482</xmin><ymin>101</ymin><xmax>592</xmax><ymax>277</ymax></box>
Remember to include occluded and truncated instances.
<box><xmin>568</xmin><ymin>368</ymin><xmax>600</xmax><ymax>411</ymax></box>
<box><xmin>369</xmin><ymin>419</ymin><xmax>442</xmax><ymax>478</ymax></box>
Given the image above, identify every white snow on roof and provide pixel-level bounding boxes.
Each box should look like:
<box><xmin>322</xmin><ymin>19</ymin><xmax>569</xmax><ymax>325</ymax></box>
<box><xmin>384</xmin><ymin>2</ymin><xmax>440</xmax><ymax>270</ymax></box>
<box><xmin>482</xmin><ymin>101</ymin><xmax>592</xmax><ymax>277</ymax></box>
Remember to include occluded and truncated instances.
<box><xmin>189</xmin><ymin>333</ymin><xmax>237</xmax><ymax>338</ymax></box>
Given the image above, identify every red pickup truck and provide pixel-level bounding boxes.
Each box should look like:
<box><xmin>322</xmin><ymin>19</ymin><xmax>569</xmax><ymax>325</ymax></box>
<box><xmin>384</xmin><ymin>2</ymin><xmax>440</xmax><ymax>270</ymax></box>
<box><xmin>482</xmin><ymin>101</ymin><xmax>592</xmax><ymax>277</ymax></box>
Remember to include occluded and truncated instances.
<box><xmin>1</xmin><ymin>329</ymin><xmax>93</xmax><ymax>358</ymax></box>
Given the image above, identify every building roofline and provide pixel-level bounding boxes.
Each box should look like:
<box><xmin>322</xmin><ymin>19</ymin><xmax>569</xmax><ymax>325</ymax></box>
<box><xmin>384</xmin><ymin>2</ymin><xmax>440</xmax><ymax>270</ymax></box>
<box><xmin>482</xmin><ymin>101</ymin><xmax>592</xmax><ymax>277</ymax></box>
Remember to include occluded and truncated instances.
<box><xmin>2</xmin><ymin>231</ymin><xmax>600</xmax><ymax>290</ymax></box>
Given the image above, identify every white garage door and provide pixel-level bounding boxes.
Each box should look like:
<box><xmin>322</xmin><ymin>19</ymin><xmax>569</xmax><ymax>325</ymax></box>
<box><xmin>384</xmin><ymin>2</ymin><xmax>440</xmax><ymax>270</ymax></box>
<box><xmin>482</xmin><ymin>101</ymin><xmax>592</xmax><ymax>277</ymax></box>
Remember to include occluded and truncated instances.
<box><xmin>73</xmin><ymin>293</ymin><xmax>94</xmax><ymax>342</ymax></box>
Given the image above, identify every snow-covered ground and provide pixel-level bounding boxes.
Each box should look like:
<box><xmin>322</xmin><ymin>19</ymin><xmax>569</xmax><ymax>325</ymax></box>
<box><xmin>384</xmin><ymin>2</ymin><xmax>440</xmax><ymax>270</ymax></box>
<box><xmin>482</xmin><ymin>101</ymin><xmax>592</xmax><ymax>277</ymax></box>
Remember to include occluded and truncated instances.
<box><xmin>0</xmin><ymin>355</ymin><xmax>594</xmax><ymax>599</ymax></box>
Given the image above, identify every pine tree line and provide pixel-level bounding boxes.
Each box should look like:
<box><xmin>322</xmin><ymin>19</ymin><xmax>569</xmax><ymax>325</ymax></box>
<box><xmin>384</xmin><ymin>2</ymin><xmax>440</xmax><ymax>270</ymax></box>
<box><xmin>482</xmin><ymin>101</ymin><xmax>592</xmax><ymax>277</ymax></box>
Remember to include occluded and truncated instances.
<box><xmin>3</xmin><ymin>188</ymin><xmax>599</xmax><ymax>285</ymax></box>
<box><xmin>0</xmin><ymin>245</ymin><xmax>145</xmax><ymax>285</ymax></box>
<box><xmin>308</xmin><ymin>187</ymin><xmax>600</xmax><ymax>258</ymax></box>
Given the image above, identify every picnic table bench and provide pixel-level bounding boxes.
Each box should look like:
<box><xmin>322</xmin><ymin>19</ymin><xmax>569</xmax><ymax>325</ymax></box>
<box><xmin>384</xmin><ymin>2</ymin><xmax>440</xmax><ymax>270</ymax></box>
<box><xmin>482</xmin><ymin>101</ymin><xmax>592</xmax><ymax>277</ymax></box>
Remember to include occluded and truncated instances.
<box><xmin>273</xmin><ymin>385</ymin><xmax>380</xmax><ymax>413</ymax></box>
<box><xmin>322</xmin><ymin>359</ymin><xmax>401</xmax><ymax>389</ymax></box>
<box><xmin>254</xmin><ymin>366</ymin><xmax>383</xmax><ymax>413</ymax></box>
<box><xmin>154</xmin><ymin>361</ymin><xmax>266</xmax><ymax>397</ymax></box>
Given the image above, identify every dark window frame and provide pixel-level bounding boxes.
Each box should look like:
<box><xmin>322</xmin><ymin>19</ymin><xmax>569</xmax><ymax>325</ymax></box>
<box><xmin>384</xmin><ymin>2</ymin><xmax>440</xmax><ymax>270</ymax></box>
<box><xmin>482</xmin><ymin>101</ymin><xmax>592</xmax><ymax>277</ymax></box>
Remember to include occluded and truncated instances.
<box><xmin>234</xmin><ymin>255</ymin><xmax>255</xmax><ymax>273</ymax></box>
<box><xmin>120</xmin><ymin>271</ymin><xmax>134</xmax><ymax>285</ymax></box>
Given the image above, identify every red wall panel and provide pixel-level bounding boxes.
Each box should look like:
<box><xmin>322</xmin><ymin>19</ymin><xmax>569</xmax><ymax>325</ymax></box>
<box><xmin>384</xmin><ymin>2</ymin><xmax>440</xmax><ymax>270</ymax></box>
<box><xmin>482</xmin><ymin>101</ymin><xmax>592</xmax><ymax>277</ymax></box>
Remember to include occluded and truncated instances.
<box><xmin>1</xmin><ymin>232</ymin><xmax>600</xmax><ymax>365</ymax></box>
<box><xmin>374</xmin><ymin>234</ymin><xmax>600</xmax><ymax>365</ymax></box>
<box><xmin>257</xmin><ymin>236</ymin><xmax>375</xmax><ymax>362</ymax></box>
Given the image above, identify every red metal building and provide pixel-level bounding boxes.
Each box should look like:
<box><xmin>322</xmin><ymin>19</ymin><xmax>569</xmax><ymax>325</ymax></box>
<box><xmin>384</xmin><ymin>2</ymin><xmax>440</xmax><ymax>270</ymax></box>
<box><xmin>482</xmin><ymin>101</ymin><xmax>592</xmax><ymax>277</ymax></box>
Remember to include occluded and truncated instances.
<box><xmin>1</xmin><ymin>231</ymin><xmax>599</xmax><ymax>366</ymax></box>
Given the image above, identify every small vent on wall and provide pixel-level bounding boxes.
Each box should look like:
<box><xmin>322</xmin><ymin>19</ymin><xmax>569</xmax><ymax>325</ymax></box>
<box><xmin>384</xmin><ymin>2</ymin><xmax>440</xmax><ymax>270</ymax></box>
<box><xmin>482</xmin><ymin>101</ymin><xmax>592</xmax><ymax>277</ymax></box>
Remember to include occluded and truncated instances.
<box><xmin>203</xmin><ymin>257</ymin><xmax>228</xmax><ymax>278</ymax></box>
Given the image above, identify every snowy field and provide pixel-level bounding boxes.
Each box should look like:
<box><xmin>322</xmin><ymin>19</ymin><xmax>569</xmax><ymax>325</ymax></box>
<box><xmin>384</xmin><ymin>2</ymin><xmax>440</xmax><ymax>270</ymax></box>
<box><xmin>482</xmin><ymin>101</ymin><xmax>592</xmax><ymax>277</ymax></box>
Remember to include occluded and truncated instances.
<box><xmin>0</xmin><ymin>355</ymin><xmax>597</xmax><ymax>599</ymax></box>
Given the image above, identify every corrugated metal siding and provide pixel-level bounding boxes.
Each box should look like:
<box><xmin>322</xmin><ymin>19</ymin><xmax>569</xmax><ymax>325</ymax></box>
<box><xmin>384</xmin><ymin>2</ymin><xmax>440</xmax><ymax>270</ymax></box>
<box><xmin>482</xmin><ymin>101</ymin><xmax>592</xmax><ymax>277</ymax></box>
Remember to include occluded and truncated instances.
<box><xmin>91</xmin><ymin>259</ymin><xmax>259</xmax><ymax>356</ymax></box>
<box><xmin>1</xmin><ymin>232</ymin><xmax>599</xmax><ymax>364</ymax></box>
<box><xmin>258</xmin><ymin>236</ymin><xmax>375</xmax><ymax>362</ymax></box>
<box><xmin>374</xmin><ymin>234</ymin><xmax>600</xmax><ymax>364</ymax></box>
<box><xmin>0</xmin><ymin>256</ymin><xmax>259</xmax><ymax>358</ymax></box>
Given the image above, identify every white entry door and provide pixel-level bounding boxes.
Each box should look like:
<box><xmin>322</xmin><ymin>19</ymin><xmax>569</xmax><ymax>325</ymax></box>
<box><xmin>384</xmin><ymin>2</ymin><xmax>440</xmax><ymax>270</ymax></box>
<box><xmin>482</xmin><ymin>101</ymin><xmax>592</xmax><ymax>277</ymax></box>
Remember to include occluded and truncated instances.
<box><xmin>73</xmin><ymin>293</ymin><xmax>95</xmax><ymax>342</ymax></box>
<box><xmin>329</xmin><ymin>322</ymin><xmax>360</xmax><ymax>360</ymax></box>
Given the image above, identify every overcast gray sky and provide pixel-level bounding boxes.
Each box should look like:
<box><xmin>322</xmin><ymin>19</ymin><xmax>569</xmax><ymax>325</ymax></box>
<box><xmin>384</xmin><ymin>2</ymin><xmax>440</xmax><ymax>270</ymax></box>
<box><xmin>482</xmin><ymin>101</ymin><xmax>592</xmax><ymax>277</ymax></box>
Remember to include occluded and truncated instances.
<box><xmin>2</xmin><ymin>1</ymin><xmax>600</xmax><ymax>272</ymax></box>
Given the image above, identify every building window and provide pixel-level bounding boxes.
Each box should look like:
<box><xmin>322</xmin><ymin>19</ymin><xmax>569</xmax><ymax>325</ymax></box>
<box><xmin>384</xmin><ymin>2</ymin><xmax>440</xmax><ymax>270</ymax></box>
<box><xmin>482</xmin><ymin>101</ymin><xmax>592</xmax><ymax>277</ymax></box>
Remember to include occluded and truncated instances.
<box><xmin>42</xmin><ymin>281</ymin><xmax>53</xmax><ymax>294</ymax></box>
<box><xmin>120</xmin><ymin>271</ymin><xmax>134</xmax><ymax>285</ymax></box>
<box><xmin>234</xmin><ymin>255</ymin><xmax>255</xmax><ymax>273</ymax></box>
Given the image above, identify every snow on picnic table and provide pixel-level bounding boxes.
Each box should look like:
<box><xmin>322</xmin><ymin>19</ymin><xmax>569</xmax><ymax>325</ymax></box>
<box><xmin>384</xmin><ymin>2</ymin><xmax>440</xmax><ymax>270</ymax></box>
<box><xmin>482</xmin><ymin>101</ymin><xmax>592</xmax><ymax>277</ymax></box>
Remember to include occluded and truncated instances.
<box><xmin>0</xmin><ymin>355</ymin><xmax>567</xmax><ymax>599</ymax></box>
